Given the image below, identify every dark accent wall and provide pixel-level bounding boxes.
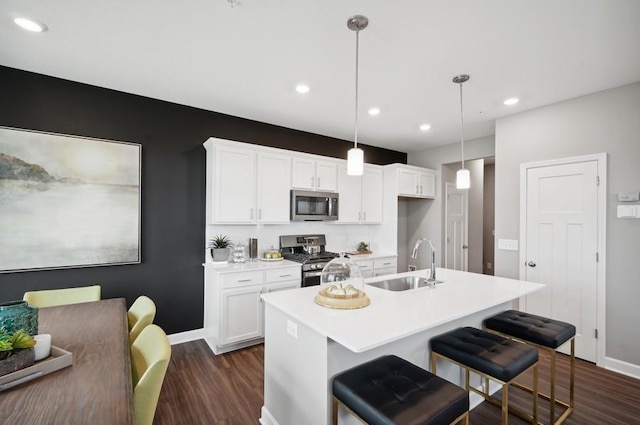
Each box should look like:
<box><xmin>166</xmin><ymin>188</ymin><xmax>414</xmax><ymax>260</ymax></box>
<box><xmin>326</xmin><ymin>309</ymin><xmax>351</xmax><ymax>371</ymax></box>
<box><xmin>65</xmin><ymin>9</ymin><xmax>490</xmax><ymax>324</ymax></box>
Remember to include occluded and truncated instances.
<box><xmin>0</xmin><ymin>65</ymin><xmax>406</xmax><ymax>334</ymax></box>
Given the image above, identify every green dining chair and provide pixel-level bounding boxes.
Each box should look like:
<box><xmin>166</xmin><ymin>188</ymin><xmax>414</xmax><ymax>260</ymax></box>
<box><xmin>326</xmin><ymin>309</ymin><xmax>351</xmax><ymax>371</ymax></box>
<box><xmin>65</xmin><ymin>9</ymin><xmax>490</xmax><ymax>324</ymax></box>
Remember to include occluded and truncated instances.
<box><xmin>128</xmin><ymin>295</ymin><xmax>156</xmax><ymax>344</ymax></box>
<box><xmin>130</xmin><ymin>324</ymin><xmax>172</xmax><ymax>425</ymax></box>
<box><xmin>23</xmin><ymin>285</ymin><xmax>101</xmax><ymax>308</ymax></box>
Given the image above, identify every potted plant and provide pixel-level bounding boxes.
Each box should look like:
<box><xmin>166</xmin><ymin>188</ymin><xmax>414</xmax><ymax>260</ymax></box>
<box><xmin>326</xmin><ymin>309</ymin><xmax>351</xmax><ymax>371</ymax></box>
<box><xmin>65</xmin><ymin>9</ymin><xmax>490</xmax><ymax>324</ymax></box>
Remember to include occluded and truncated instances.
<box><xmin>0</xmin><ymin>329</ymin><xmax>36</xmax><ymax>376</ymax></box>
<box><xmin>356</xmin><ymin>241</ymin><xmax>370</xmax><ymax>253</ymax></box>
<box><xmin>208</xmin><ymin>234</ymin><xmax>232</xmax><ymax>262</ymax></box>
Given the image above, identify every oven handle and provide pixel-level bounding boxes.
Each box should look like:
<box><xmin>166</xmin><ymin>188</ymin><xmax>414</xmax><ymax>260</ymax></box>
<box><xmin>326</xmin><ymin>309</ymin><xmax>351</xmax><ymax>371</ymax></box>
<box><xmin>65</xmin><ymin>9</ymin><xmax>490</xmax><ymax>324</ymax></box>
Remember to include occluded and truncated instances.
<box><xmin>304</xmin><ymin>271</ymin><xmax>324</xmax><ymax>278</ymax></box>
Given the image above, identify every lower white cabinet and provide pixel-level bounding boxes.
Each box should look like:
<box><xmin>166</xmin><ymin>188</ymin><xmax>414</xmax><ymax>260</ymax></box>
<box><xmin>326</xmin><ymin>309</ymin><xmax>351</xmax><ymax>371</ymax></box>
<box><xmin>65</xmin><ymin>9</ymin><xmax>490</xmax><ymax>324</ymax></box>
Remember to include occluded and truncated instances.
<box><xmin>353</xmin><ymin>256</ymin><xmax>397</xmax><ymax>279</ymax></box>
<box><xmin>205</xmin><ymin>265</ymin><xmax>301</xmax><ymax>354</ymax></box>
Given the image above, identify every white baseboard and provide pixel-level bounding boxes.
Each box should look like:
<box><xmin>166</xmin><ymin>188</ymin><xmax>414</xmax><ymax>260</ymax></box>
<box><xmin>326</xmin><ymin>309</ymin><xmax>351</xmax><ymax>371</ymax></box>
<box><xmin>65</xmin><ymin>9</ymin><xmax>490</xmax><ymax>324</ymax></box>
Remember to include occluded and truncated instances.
<box><xmin>604</xmin><ymin>356</ymin><xmax>640</xmax><ymax>380</ymax></box>
<box><xmin>167</xmin><ymin>328</ymin><xmax>206</xmax><ymax>345</ymax></box>
<box><xmin>259</xmin><ymin>406</ymin><xmax>278</xmax><ymax>425</ymax></box>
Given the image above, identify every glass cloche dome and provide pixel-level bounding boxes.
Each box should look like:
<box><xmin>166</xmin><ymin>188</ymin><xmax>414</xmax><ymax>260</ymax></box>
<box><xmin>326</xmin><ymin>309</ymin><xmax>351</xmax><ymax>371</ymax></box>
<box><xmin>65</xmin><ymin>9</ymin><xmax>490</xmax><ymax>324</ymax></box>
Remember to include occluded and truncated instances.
<box><xmin>320</xmin><ymin>254</ymin><xmax>365</xmax><ymax>295</ymax></box>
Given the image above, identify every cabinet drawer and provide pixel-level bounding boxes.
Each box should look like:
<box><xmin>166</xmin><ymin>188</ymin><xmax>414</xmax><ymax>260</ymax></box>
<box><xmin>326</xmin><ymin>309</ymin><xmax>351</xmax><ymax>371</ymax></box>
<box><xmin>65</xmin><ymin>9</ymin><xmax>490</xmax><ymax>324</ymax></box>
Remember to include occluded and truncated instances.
<box><xmin>221</xmin><ymin>271</ymin><xmax>265</xmax><ymax>289</ymax></box>
<box><xmin>374</xmin><ymin>257</ymin><xmax>397</xmax><ymax>269</ymax></box>
<box><xmin>353</xmin><ymin>259</ymin><xmax>374</xmax><ymax>271</ymax></box>
<box><xmin>265</xmin><ymin>267</ymin><xmax>301</xmax><ymax>283</ymax></box>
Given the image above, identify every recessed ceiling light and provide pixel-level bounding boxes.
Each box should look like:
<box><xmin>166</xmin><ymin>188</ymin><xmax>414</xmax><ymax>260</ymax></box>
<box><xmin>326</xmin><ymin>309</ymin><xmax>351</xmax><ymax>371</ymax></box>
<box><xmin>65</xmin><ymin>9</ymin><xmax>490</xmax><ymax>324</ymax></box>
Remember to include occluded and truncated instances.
<box><xmin>295</xmin><ymin>84</ymin><xmax>310</xmax><ymax>94</ymax></box>
<box><xmin>419</xmin><ymin>124</ymin><xmax>431</xmax><ymax>131</ymax></box>
<box><xmin>503</xmin><ymin>97</ymin><xmax>519</xmax><ymax>106</ymax></box>
<box><xmin>14</xmin><ymin>17</ymin><xmax>48</xmax><ymax>33</ymax></box>
<box><xmin>368</xmin><ymin>107</ymin><xmax>380</xmax><ymax>116</ymax></box>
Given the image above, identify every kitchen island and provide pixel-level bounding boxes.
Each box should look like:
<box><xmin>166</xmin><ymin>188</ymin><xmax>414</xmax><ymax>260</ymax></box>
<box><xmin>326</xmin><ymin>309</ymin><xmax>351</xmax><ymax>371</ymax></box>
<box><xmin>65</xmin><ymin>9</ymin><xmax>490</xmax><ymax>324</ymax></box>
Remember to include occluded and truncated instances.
<box><xmin>259</xmin><ymin>268</ymin><xmax>544</xmax><ymax>425</ymax></box>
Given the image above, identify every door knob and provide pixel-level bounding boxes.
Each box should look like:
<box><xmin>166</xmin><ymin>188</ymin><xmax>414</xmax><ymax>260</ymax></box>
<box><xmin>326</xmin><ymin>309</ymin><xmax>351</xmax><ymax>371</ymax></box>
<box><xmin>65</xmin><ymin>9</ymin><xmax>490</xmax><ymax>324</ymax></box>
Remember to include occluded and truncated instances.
<box><xmin>462</xmin><ymin>245</ymin><xmax>468</xmax><ymax>249</ymax></box>
<box><xmin>527</xmin><ymin>261</ymin><xmax>536</xmax><ymax>267</ymax></box>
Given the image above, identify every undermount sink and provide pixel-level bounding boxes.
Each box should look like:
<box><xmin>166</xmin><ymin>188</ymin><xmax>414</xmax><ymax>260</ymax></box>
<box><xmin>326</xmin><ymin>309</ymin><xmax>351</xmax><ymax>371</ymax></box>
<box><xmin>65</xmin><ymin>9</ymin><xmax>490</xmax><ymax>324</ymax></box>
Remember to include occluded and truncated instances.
<box><xmin>366</xmin><ymin>275</ymin><xmax>444</xmax><ymax>291</ymax></box>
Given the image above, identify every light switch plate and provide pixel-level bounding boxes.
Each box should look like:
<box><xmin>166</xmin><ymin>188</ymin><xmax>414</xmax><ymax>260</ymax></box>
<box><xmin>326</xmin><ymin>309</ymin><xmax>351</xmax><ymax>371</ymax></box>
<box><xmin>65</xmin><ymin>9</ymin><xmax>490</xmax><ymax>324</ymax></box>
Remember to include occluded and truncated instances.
<box><xmin>618</xmin><ymin>192</ymin><xmax>640</xmax><ymax>202</ymax></box>
<box><xmin>498</xmin><ymin>239</ymin><xmax>519</xmax><ymax>251</ymax></box>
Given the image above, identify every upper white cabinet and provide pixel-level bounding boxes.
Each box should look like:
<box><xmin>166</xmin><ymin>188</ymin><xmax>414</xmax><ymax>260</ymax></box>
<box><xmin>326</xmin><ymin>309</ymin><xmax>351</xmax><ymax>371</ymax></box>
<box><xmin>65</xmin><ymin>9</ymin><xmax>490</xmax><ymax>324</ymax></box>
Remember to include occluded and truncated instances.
<box><xmin>205</xmin><ymin>139</ymin><xmax>291</xmax><ymax>224</ymax></box>
<box><xmin>292</xmin><ymin>158</ymin><xmax>338</xmax><ymax>192</ymax></box>
<box><xmin>393</xmin><ymin>164</ymin><xmax>437</xmax><ymax>198</ymax></box>
<box><xmin>337</xmin><ymin>164</ymin><xmax>383</xmax><ymax>223</ymax></box>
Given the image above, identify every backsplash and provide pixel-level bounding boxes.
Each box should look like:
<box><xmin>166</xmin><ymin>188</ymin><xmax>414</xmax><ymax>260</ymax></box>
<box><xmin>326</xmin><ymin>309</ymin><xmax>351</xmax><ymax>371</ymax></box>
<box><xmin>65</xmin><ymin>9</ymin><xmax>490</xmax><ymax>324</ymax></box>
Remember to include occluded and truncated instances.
<box><xmin>205</xmin><ymin>222</ymin><xmax>377</xmax><ymax>259</ymax></box>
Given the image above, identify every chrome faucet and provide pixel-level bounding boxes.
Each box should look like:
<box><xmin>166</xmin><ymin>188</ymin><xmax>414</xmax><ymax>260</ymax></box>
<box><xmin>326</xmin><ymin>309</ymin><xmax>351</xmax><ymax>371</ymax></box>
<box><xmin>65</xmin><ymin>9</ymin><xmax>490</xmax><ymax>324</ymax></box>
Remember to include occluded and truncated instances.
<box><xmin>411</xmin><ymin>238</ymin><xmax>437</xmax><ymax>284</ymax></box>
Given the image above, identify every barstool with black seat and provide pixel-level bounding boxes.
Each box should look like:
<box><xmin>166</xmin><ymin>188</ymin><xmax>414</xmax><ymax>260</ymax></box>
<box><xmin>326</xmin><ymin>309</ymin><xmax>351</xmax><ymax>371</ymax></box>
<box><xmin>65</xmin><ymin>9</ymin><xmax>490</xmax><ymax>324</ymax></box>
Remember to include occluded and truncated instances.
<box><xmin>332</xmin><ymin>354</ymin><xmax>470</xmax><ymax>425</ymax></box>
<box><xmin>430</xmin><ymin>327</ymin><xmax>539</xmax><ymax>425</ymax></box>
<box><xmin>484</xmin><ymin>310</ymin><xmax>576</xmax><ymax>425</ymax></box>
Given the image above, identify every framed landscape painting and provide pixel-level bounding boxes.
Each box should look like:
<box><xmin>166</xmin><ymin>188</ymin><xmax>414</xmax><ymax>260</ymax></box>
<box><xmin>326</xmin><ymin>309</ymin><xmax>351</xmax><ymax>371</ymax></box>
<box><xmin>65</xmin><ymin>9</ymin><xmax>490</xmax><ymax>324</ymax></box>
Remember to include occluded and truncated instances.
<box><xmin>0</xmin><ymin>126</ymin><xmax>141</xmax><ymax>273</ymax></box>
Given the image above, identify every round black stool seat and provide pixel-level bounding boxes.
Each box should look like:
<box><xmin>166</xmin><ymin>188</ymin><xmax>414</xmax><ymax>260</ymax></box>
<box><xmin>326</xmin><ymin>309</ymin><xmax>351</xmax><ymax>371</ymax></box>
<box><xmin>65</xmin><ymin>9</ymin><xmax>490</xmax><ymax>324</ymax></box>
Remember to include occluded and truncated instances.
<box><xmin>430</xmin><ymin>327</ymin><xmax>538</xmax><ymax>382</ymax></box>
<box><xmin>484</xmin><ymin>310</ymin><xmax>576</xmax><ymax>349</ymax></box>
<box><xmin>332</xmin><ymin>354</ymin><xmax>469</xmax><ymax>425</ymax></box>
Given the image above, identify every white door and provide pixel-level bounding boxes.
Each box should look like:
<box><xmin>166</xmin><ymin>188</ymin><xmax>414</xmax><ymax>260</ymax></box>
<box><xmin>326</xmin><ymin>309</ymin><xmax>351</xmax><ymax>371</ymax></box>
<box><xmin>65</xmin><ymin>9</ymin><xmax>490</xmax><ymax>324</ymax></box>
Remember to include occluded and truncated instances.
<box><xmin>445</xmin><ymin>183</ymin><xmax>468</xmax><ymax>271</ymax></box>
<box><xmin>291</xmin><ymin>158</ymin><xmax>316</xmax><ymax>190</ymax></box>
<box><xmin>315</xmin><ymin>160</ymin><xmax>338</xmax><ymax>192</ymax></box>
<box><xmin>220</xmin><ymin>285</ymin><xmax>264</xmax><ymax>345</ymax></box>
<box><xmin>522</xmin><ymin>159</ymin><xmax>600</xmax><ymax>362</ymax></box>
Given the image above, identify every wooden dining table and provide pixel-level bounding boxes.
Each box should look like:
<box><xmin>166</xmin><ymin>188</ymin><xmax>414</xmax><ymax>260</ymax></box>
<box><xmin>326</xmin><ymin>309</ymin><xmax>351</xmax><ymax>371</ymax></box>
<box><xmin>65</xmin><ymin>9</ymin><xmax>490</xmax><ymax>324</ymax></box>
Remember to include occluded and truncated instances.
<box><xmin>0</xmin><ymin>298</ymin><xmax>134</xmax><ymax>424</ymax></box>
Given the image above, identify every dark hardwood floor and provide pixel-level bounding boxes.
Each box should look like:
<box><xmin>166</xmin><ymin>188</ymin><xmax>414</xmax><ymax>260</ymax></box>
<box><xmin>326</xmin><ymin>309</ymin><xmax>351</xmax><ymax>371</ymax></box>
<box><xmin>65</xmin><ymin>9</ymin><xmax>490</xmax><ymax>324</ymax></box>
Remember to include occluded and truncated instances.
<box><xmin>155</xmin><ymin>340</ymin><xmax>640</xmax><ymax>425</ymax></box>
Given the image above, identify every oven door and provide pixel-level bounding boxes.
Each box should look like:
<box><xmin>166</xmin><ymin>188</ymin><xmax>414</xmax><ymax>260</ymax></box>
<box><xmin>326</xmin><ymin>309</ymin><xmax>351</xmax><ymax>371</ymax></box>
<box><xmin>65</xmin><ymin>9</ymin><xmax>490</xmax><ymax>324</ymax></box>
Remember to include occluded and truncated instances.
<box><xmin>291</xmin><ymin>190</ymin><xmax>338</xmax><ymax>221</ymax></box>
<box><xmin>301</xmin><ymin>270</ymin><xmax>323</xmax><ymax>287</ymax></box>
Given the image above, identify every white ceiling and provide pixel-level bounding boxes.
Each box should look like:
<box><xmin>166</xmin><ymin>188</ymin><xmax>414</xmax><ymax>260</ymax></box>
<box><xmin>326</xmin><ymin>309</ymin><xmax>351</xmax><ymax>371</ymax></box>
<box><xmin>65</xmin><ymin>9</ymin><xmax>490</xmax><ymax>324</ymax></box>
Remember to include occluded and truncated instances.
<box><xmin>1</xmin><ymin>0</ymin><xmax>639</xmax><ymax>153</ymax></box>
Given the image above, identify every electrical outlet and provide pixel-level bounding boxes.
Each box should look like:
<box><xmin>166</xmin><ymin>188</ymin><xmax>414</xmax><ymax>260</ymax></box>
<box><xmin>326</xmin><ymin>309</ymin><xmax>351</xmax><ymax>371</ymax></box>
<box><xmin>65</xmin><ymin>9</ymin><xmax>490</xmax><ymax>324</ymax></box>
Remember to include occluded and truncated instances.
<box><xmin>286</xmin><ymin>319</ymin><xmax>298</xmax><ymax>338</ymax></box>
<box><xmin>486</xmin><ymin>262</ymin><xmax>492</xmax><ymax>270</ymax></box>
<box><xmin>408</xmin><ymin>265</ymin><xmax>417</xmax><ymax>272</ymax></box>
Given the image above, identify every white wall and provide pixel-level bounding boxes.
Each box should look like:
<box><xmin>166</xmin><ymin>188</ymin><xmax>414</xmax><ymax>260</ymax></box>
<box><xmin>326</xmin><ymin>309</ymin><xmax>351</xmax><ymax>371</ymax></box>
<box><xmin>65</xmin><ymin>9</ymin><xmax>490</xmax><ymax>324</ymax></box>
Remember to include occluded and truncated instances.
<box><xmin>408</xmin><ymin>136</ymin><xmax>495</xmax><ymax>270</ymax></box>
<box><xmin>495</xmin><ymin>82</ymin><xmax>640</xmax><ymax>368</ymax></box>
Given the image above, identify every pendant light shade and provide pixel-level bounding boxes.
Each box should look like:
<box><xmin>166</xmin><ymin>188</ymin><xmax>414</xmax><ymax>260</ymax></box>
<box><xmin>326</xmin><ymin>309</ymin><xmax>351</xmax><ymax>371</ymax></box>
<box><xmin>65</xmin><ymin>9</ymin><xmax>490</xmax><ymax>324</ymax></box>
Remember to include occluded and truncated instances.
<box><xmin>346</xmin><ymin>15</ymin><xmax>368</xmax><ymax>176</ymax></box>
<box><xmin>453</xmin><ymin>74</ymin><xmax>470</xmax><ymax>189</ymax></box>
<box><xmin>347</xmin><ymin>147</ymin><xmax>364</xmax><ymax>175</ymax></box>
<box><xmin>456</xmin><ymin>168</ymin><xmax>470</xmax><ymax>189</ymax></box>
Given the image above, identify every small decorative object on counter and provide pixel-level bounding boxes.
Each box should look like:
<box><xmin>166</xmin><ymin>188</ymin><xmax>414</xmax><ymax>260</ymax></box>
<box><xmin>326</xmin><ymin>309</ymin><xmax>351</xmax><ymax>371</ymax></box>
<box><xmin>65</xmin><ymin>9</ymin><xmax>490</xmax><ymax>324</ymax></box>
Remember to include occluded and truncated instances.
<box><xmin>208</xmin><ymin>234</ymin><xmax>232</xmax><ymax>262</ymax></box>
<box><xmin>0</xmin><ymin>329</ymin><xmax>36</xmax><ymax>377</ymax></box>
<box><xmin>0</xmin><ymin>300</ymin><xmax>38</xmax><ymax>336</ymax></box>
<box><xmin>231</xmin><ymin>243</ymin><xmax>246</xmax><ymax>263</ymax></box>
<box><xmin>315</xmin><ymin>254</ymin><xmax>370</xmax><ymax>309</ymax></box>
<box><xmin>356</xmin><ymin>241</ymin><xmax>369</xmax><ymax>253</ymax></box>
<box><xmin>260</xmin><ymin>248</ymin><xmax>283</xmax><ymax>262</ymax></box>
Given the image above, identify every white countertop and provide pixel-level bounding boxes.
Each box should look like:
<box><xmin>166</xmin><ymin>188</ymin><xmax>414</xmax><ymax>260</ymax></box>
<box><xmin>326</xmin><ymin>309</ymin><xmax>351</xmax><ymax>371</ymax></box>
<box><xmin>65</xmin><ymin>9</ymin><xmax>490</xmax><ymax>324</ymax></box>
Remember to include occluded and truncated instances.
<box><xmin>203</xmin><ymin>258</ymin><xmax>300</xmax><ymax>273</ymax></box>
<box><xmin>261</xmin><ymin>268</ymin><xmax>544</xmax><ymax>353</ymax></box>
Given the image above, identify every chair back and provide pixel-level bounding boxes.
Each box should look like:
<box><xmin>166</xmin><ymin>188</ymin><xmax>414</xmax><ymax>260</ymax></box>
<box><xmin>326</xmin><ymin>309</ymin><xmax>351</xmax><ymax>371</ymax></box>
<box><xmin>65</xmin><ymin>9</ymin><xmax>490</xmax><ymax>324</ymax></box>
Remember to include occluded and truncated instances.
<box><xmin>128</xmin><ymin>296</ymin><xmax>156</xmax><ymax>344</ymax></box>
<box><xmin>130</xmin><ymin>324</ymin><xmax>171</xmax><ymax>425</ymax></box>
<box><xmin>23</xmin><ymin>285</ymin><xmax>101</xmax><ymax>308</ymax></box>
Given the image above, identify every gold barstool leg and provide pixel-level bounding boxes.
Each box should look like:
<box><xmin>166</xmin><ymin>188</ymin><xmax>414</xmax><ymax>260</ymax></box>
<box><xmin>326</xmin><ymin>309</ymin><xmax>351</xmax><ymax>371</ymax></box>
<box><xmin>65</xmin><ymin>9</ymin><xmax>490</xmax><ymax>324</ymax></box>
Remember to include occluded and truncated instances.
<box><xmin>533</xmin><ymin>362</ymin><xmax>539</xmax><ymax>424</ymax></box>
<box><xmin>550</xmin><ymin>349</ymin><xmax>556</xmax><ymax>423</ymax></box>
<box><xmin>332</xmin><ymin>397</ymin><xmax>339</xmax><ymax>425</ymax></box>
<box><xmin>570</xmin><ymin>338</ymin><xmax>575</xmax><ymax>410</ymax></box>
<box><xmin>502</xmin><ymin>383</ymin><xmax>509</xmax><ymax>425</ymax></box>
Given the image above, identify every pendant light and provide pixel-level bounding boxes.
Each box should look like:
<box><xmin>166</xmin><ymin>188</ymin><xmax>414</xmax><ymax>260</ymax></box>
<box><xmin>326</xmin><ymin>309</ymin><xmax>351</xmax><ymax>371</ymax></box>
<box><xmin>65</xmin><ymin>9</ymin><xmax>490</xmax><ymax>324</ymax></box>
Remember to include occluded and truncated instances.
<box><xmin>453</xmin><ymin>74</ymin><xmax>470</xmax><ymax>189</ymax></box>
<box><xmin>346</xmin><ymin>15</ymin><xmax>368</xmax><ymax>176</ymax></box>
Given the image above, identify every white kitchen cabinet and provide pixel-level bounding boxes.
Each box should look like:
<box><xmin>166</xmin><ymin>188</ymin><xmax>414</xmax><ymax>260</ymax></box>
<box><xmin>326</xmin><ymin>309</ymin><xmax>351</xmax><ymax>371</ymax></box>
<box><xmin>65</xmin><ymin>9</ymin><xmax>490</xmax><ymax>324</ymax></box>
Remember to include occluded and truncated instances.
<box><xmin>211</xmin><ymin>145</ymin><xmax>256</xmax><ymax>223</ymax></box>
<box><xmin>373</xmin><ymin>257</ymin><xmax>397</xmax><ymax>277</ymax></box>
<box><xmin>396</xmin><ymin>165</ymin><xmax>436</xmax><ymax>198</ymax></box>
<box><xmin>205</xmin><ymin>139</ymin><xmax>291</xmax><ymax>224</ymax></box>
<box><xmin>220</xmin><ymin>284</ymin><xmax>264</xmax><ymax>345</ymax></box>
<box><xmin>292</xmin><ymin>158</ymin><xmax>338</xmax><ymax>192</ymax></box>
<box><xmin>256</xmin><ymin>152</ymin><xmax>291</xmax><ymax>223</ymax></box>
<box><xmin>337</xmin><ymin>164</ymin><xmax>383</xmax><ymax>224</ymax></box>
<box><xmin>204</xmin><ymin>264</ymin><xmax>301</xmax><ymax>354</ymax></box>
<box><xmin>352</xmin><ymin>258</ymin><xmax>374</xmax><ymax>278</ymax></box>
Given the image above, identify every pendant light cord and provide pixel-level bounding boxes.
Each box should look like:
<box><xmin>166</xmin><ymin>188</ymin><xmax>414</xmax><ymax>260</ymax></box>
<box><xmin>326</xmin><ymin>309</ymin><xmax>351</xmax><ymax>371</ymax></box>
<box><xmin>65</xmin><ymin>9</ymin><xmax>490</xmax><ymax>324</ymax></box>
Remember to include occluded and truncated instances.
<box><xmin>354</xmin><ymin>29</ymin><xmax>360</xmax><ymax>149</ymax></box>
<box><xmin>458</xmin><ymin>81</ymin><xmax>465</xmax><ymax>170</ymax></box>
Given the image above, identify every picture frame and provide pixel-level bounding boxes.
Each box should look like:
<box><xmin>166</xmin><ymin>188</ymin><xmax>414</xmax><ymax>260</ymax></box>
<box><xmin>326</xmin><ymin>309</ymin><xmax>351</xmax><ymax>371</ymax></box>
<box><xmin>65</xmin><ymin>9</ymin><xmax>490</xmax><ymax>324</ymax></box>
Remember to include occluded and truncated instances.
<box><xmin>0</xmin><ymin>126</ymin><xmax>141</xmax><ymax>273</ymax></box>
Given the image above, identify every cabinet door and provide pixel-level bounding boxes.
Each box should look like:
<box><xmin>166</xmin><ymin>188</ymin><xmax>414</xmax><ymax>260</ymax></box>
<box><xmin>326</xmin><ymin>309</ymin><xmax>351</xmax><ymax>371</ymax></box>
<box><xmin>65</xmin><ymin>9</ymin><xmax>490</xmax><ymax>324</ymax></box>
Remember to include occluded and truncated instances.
<box><xmin>257</xmin><ymin>152</ymin><xmax>291</xmax><ymax>223</ymax></box>
<box><xmin>213</xmin><ymin>147</ymin><xmax>256</xmax><ymax>223</ymax></box>
<box><xmin>220</xmin><ymin>284</ymin><xmax>264</xmax><ymax>345</ymax></box>
<box><xmin>337</xmin><ymin>164</ymin><xmax>362</xmax><ymax>223</ymax></box>
<box><xmin>418</xmin><ymin>171</ymin><xmax>436</xmax><ymax>198</ymax></box>
<box><xmin>397</xmin><ymin>168</ymin><xmax>418</xmax><ymax>196</ymax></box>
<box><xmin>361</xmin><ymin>166</ymin><xmax>383</xmax><ymax>223</ymax></box>
<box><xmin>291</xmin><ymin>158</ymin><xmax>316</xmax><ymax>190</ymax></box>
<box><xmin>316</xmin><ymin>161</ymin><xmax>338</xmax><ymax>192</ymax></box>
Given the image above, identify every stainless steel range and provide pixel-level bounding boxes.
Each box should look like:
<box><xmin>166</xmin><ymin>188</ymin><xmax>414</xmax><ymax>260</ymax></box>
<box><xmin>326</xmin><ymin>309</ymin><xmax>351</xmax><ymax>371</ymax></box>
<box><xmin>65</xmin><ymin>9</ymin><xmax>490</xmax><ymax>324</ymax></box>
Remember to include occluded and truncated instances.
<box><xmin>279</xmin><ymin>234</ymin><xmax>341</xmax><ymax>287</ymax></box>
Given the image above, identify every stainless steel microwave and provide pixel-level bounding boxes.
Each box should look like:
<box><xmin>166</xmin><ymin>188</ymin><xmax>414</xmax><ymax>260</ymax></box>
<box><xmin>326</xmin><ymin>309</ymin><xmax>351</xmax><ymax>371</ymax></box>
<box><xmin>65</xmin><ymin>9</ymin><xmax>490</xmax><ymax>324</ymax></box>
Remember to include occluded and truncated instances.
<box><xmin>290</xmin><ymin>190</ymin><xmax>339</xmax><ymax>221</ymax></box>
